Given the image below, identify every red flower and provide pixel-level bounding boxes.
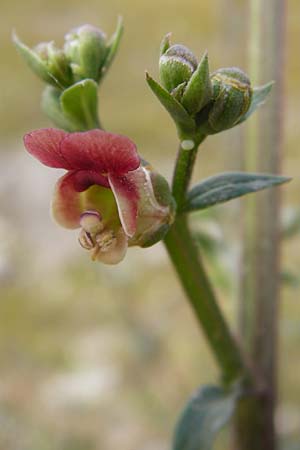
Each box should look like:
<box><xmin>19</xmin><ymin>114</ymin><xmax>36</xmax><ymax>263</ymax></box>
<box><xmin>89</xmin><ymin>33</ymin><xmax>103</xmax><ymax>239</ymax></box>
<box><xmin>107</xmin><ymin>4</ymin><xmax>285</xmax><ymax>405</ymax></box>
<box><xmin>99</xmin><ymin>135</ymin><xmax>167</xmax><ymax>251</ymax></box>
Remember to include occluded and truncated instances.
<box><xmin>24</xmin><ymin>128</ymin><xmax>173</xmax><ymax>264</ymax></box>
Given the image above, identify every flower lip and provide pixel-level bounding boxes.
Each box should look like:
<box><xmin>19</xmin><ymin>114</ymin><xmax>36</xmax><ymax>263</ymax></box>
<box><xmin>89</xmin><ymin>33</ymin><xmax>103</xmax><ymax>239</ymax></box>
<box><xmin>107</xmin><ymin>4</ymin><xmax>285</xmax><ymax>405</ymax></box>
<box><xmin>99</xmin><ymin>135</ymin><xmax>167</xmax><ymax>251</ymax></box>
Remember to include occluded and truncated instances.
<box><xmin>24</xmin><ymin>128</ymin><xmax>140</xmax><ymax>175</ymax></box>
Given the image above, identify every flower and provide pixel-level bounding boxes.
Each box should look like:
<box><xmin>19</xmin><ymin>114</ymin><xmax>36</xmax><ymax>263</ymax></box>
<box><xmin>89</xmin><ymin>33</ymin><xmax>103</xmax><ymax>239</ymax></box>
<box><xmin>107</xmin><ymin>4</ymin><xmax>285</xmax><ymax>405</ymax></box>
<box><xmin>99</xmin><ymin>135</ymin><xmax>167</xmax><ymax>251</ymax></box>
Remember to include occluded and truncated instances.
<box><xmin>24</xmin><ymin>128</ymin><xmax>174</xmax><ymax>264</ymax></box>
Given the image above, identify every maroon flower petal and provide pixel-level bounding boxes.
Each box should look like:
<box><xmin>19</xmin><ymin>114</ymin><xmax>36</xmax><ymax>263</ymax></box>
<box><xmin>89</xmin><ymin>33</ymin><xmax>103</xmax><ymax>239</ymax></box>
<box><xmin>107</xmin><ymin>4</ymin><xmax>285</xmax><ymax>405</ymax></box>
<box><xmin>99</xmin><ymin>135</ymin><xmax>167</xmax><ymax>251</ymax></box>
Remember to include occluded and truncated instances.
<box><xmin>108</xmin><ymin>172</ymin><xmax>140</xmax><ymax>237</ymax></box>
<box><xmin>24</xmin><ymin>128</ymin><xmax>71</xmax><ymax>168</ymax></box>
<box><xmin>68</xmin><ymin>170</ymin><xmax>110</xmax><ymax>192</ymax></box>
<box><xmin>60</xmin><ymin>129</ymin><xmax>140</xmax><ymax>174</ymax></box>
<box><xmin>24</xmin><ymin>128</ymin><xmax>140</xmax><ymax>175</ymax></box>
<box><xmin>52</xmin><ymin>170</ymin><xmax>111</xmax><ymax>228</ymax></box>
<box><xmin>51</xmin><ymin>172</ymin><xmax>83</xmax><ymax>229</ymax></box>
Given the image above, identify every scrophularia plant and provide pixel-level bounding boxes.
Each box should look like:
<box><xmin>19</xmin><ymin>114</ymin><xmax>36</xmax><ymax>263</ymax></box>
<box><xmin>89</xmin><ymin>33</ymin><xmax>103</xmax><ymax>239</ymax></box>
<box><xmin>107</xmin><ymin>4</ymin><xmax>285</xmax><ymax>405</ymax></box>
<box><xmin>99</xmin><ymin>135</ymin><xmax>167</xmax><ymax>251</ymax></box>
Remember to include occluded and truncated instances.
<box><xmin>14</xmin><ymin>19</ymin><xmax>290</xmax><ymax>449</ymax></box>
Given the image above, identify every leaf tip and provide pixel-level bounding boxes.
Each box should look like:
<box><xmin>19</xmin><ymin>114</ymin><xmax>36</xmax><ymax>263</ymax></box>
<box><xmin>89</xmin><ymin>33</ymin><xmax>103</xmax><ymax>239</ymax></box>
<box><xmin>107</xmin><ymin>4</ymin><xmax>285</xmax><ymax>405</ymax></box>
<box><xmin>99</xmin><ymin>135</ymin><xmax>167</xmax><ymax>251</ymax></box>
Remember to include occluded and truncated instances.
<box><xmin>279</xmin><ymin>176</ymin><xmax>292</xmax><ymax>184</ymax></box>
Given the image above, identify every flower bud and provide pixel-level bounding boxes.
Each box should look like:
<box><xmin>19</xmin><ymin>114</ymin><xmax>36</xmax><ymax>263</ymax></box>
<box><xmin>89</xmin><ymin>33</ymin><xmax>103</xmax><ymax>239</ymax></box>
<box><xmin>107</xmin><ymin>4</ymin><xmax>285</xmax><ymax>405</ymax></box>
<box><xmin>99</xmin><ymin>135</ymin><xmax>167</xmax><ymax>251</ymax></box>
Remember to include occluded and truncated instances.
<box><xmin>64</xmin><ymin>24</ymin><xmax>107</xmax><ymax>82</ymax></box>
<box><xmin>206</xmin><ymin>67</ymin><xmax>252</xmax><ymax>133</ymax></box>
<box><xmin>13</xmin><ymin>32</ymin><xmax>72</xmax><ymax>88</ymax></box>
<box><xmin>159</xmin><ymin>44</ymin><xmax>198</xmax><ymax>94</ymax></box>
<box><xmin>34</xmin><ymin>42</ymin><xmax>73</xmax><ymax>87</ymax></box>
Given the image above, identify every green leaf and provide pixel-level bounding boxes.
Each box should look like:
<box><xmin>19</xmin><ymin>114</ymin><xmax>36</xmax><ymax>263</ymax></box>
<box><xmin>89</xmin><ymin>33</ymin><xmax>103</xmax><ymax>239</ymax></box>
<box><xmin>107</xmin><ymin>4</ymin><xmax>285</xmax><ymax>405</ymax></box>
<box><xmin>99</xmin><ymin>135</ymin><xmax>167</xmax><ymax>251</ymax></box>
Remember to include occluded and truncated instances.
<box><xmin>60</xmin><ymin>79</ymin><xmax>100</xmax><ymax>130</ymax></box>
<box><xmin>146</xmin><ymin>72</ymin><xmax>195</xmax><ymax>135</ymax></box>
<box><xmin>12</xmin><ymin>31</ymin><xmax>61</xmax><ymax>88</ymax></box>
<box><xmin>182</xmin><ymin>51</ymin><xmax>212</xmax><ymax>115</ymax></box>
<box><xmin>237</xmin><ymin>81</ymin><xmax>274</xmax><ymax>124</ymax></box>
<box><xmin>42</xmin><ymin>86</ymin><xmax>75</xmax><ymax>131</ymax></box>
<box><xmin>184</xmin><ymin>172</ymin><xmax>291</xmax><ymax>212</ymax></box>
<box><xmin>172</xmin><ymin>385</ymin><xmax>238</xmax><ymax>450</ymax></box>
<box><xmin>100</xmin><ymin>17</ymin><xmax>124</xmax><ymax>81</ymax></box>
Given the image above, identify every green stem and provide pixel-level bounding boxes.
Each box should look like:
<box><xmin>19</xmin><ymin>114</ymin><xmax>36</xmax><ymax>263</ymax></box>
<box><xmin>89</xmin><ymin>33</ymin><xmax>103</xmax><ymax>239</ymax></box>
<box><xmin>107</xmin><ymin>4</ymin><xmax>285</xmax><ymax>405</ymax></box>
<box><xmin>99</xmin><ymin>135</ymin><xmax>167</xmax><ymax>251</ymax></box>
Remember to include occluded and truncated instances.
<box><xmin>172</xmin><ymin>135</ymin><xmax>205</xmax><ymax>209</ymax></box>
<box><xmin>164</xmin><ymin>138</ymin><xmax>250</xmax><ymax>385</ymax></box>
<box><xmin>164</xmin><ymin>216</ymin><xmax>247</xmax><ymax>385</ymax></box>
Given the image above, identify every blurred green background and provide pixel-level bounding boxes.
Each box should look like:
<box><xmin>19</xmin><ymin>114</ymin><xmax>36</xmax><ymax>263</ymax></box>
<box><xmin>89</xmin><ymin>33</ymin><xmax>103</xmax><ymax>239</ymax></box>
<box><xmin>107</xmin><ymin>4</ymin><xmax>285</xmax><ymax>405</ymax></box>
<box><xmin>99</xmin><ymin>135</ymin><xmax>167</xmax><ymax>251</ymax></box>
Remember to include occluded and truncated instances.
<box><xmin>0</xmin><ymin>0</ymin><xmax>300</xmax><ymax>449</ymax></box>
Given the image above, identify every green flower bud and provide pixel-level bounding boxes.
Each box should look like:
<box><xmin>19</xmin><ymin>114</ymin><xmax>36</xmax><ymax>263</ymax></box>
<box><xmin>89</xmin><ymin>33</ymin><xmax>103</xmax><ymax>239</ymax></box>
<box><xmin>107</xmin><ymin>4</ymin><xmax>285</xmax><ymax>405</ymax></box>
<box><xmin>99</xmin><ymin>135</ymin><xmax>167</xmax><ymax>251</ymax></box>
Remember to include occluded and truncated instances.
<box><xmin>153</xmin><ymin>36</ymin><xmax>213</xmax><ymax>123</ymax></box>
<box><xmin>35</xmin><ymin>42</ymin><xmax>73</xmax><ymax>87</ymax></box>
<box><xmin>159</xmin><ymin>44</ymin><xmax>198</xmax><ymax>93</ymax></box>
<box><xmin>64</xmin><ymin>24</ymin><xmax>107</xmax><ymax>82</ymax></box>
<box><xmin>206</xmin><ymin>67</ymin><xmax>252</xmax><ymax>133</ymax></box>
<box><xmin>13</xmin><ymin>32</ymin><xmax>71</xmax><ymax>89</ymax></box>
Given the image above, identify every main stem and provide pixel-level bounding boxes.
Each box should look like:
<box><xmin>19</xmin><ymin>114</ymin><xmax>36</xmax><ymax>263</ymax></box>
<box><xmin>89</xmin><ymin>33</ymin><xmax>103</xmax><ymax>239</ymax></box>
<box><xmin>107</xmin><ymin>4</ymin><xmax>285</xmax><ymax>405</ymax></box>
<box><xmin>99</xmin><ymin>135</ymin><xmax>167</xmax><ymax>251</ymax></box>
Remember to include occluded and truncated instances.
<box><xmin>164</xmin><ymin>138</ymin><xmax>250</xmax><ymax>386</ymax></box>
<box><xmin>236</xmin><ymin>0</ymin><xmax>286</xmax><ymax>449</ymax></box>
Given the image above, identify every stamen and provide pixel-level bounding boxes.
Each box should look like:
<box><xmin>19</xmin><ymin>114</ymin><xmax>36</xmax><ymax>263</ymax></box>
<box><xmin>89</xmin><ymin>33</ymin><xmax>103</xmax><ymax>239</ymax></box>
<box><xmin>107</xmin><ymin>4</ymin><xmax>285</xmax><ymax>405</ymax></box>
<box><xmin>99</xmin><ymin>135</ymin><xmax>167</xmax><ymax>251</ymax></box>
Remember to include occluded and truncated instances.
<box><xmin>78</xmin><ymin>229</ymin><xmax>95</xmax><ymax>250</ymax></box>
<box><xmin>95</xmin><ymin>230</ymin><xmax>117</xmax><ymax>253</ymax></box>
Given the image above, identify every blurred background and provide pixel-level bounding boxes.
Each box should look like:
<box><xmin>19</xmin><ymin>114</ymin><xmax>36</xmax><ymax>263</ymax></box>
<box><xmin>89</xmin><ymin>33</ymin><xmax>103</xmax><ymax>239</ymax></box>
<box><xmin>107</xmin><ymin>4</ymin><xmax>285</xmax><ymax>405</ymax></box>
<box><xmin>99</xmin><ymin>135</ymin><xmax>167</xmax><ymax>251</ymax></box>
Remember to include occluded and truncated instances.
<box><xmin>0</xmin><ymin>0</ymin><xmax>300</xmax><ymax>449</ymax></box>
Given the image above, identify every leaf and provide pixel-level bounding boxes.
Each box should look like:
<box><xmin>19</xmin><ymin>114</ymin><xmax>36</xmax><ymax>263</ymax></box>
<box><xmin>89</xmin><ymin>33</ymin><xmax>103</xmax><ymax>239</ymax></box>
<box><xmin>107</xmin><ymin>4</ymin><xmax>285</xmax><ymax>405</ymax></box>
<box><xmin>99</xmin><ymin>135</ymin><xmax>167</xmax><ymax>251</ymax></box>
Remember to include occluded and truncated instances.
<box><xmin>60</xmin><ymin>79</ymin><xmax>100</xmax><ymax>130</ymax></box>
<box><xmin>182</xmin><ymin>51</ymin><xmax>212</xmax><ymax>115</ymax></box>
<box><xmin>184</xmin><ymin>172</ymin><xmax>291</xmax><ymax>212</ymax></box>
<box><xmin>100</xmin><ymin>16</ymin><xmax>124</xmax><ymax>80</ymax></box>
<box><xmin>42</xmin><ymin>86</ymin><xmax>75</xmax><ymax>131</ymax></box>
<box><xmin>146</xmin><ymin>72</ymin><xmax>195</xmax><ymax>135</ymax></box>
<box><xmin>172</xmin><ymin>385</ymin><xmax>238</xmax><ymax>450</ymax></box>
<box><xmin>237</xmin><ymin>81</ymin><xmax>274</xmax><ymax>124</ymax></box>
<box><xmin>12</xmin><ymin>31</ymin><xmax>60</xmax><ymax>88</ymax></box>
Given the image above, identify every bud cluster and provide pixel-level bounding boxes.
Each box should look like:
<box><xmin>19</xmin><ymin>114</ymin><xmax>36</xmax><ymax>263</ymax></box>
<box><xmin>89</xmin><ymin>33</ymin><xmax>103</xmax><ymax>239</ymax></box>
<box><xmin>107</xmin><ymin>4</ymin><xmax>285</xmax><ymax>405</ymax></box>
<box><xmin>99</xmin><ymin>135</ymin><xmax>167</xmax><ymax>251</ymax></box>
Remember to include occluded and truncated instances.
<box><xmin>147</xmin><ymin>34</ymin><xmax>255</xmax><ymax>139</ymax></box>
<box><xmin>13</xmin><ymin>21</ymin><xmax>122</xmax><ymax>89</ymax></box>
<box><xmin>13</xmin><ymin>21</ymin><xmax>123</xmax><ymax>131</ymax></box>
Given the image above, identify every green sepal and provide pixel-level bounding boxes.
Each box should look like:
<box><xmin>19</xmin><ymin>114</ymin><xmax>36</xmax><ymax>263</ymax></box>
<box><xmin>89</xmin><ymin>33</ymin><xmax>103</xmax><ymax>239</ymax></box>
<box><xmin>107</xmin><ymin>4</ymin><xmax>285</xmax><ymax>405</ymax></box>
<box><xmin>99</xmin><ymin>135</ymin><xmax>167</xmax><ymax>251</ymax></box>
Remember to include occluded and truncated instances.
<box><xmin>160</xmin><ymin>33</ymin><xmax>172</xmax><ymax>56</ymax></box>
<box><xmin>182</xmin><ymin>51</ymin><xmax>212</xmax><ymax>115</ymax></box>
<box><xmin>139</xmin><ymin>171</ymin><xmax>176</xmax><ymax>247</ymax></box>
<box><xmin>100</xmin><ymin>17</ymin><xmax>124</xmax><ymax>82</ymax></box>
<box><xmin>237</xmin><ymin>81</ymin><xmax>274</xmax><ymax>124</ymax></box>
<box><xmin>60</xmin><ymin>79</ymin><xmax>100</xmax><ymax>131</ymax></box>
<box><xmin>42</xmin><ymin>86</ymin><xmax>75</xmax><ymax>131</ymax></box>
<box><xmin>184</xmin><ymin>172</ymin><xmax>291</xmax><ymax>212</ymax></box>
<box><xmin>172</xmin><ymin>385</ymin><xmax>238</xmax><ymax>450</ymax></box>
<box><xmin>12</xmin><ymin>31</ymin><xmax>60</xmax><ymax>88</ymax></box>
<box><xmin>172</xmin><ymin>82</ymin><xmax>187</xmax><ymax>102</ymax></box>
<box><xmin>140</xmin><ymin>223</ymin><xmax>170</xmax><ymax>248</ymax></box>
<box><xmin>150</xmin><ymin>171</ymin><xmax>174</xmax><ymax>207</ymax></box>
<box><xmin>146</xmin><ymin>72</ymin><xmax>195</xmax><ymax>135</ymax></box>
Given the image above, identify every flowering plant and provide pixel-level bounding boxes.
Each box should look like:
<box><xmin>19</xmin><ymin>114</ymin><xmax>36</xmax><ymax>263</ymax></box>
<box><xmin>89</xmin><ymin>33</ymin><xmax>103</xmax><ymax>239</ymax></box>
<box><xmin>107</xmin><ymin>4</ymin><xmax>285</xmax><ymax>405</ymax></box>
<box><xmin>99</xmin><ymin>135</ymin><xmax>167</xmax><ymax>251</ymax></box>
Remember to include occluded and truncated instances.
<box><xmin>15</xmin><ymin>18</ymin><xmax>290</xmax><ymax>450</ymax></box>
